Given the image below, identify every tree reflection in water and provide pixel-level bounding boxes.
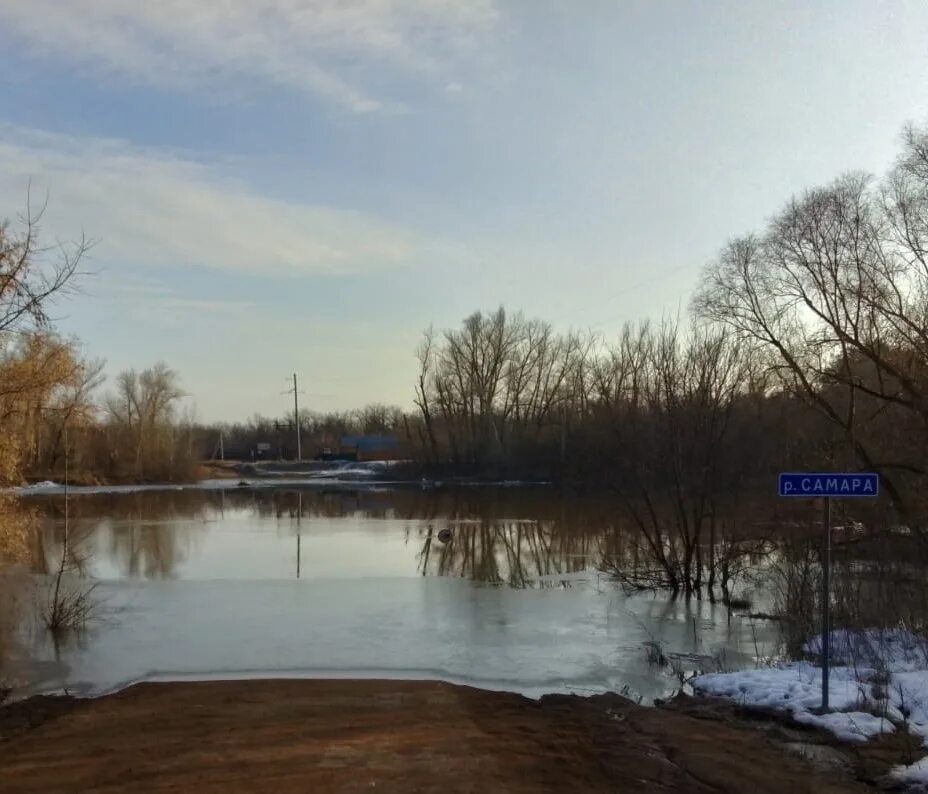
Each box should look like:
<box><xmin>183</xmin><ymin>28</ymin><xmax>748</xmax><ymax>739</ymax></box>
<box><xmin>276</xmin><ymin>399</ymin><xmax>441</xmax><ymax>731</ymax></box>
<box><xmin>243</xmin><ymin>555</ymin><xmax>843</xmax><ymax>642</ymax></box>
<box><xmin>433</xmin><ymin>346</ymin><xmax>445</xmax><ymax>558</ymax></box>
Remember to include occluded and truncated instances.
<box><xmin>23</xmin><ymin>488</ymin><xmax>778</xmax><ymax>592</ymax></box>
<box><xmin>415</xmin><ymin>520</ymin><xmax>601</xmax><ymax>587</ymax></box>
<box><xmin>22</xmin><ymin>487</ymin><xmax>928</xmax><ymax>627</ymax></box>
<box><xmin>0</xmin><ymin>570</ymin><xmax>29</xmax><ymax>699</ymax></box>
<box><xmin>32</xmin><ymin>490</ymin><xmax>216</xmax><ymax>580</ymax></box>
<box><xmin>11</xmin><ymin>486</ymin><xmax>928</xmax><ymax>675</ymax></box>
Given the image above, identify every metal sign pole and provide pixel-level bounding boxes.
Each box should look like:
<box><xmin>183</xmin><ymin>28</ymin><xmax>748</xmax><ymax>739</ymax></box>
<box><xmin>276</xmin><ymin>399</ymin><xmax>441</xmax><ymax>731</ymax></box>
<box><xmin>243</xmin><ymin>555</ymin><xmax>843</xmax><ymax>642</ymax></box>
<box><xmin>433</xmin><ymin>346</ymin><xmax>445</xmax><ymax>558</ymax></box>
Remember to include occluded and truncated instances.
<box><xmin>822</xmin><ymin>496</ymin><xmax>831</xmax><ymax>711</ymax></box>
<box><xmin>777</xmin><ymin>471</ymin><xmax>879</xmax><ymax>713</ymax></box>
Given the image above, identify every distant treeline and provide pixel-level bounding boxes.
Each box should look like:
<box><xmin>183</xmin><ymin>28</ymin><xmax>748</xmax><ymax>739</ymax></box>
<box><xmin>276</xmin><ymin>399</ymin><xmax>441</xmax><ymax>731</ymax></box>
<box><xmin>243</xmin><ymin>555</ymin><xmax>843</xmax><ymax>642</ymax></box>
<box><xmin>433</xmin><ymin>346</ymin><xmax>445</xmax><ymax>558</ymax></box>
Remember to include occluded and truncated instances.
<box><xmin>1</xmin><ymin>339</ymin><xmax>198</xmax><ymax>484</ymax></box>
<box><xmin>5</xmin><ymin>121</ymin><xmax>928</xmax><ymax>588</ymax></box>
<box><xmin>200</xmin><ymin>404</ymin><xmax>408</xmax><ymax>463</ymax></box>
<box><xmin>207</xmin><ymin>123</ymin><xmax>928</xmax><ymax>521</ymax></box>
<box><xmin>413</xmin><ymin>125</ymin><xmax>928</xmax><ymax>509</ymax></box>
<box><xmin>0</xmin><ymin>200</ymin><xmax>197</xmax><ymax>485</ymax></box>
<box><xmin>397</xmin><ymin>121</ymin><xmax>928</xmax><ymax>592</ymax></box>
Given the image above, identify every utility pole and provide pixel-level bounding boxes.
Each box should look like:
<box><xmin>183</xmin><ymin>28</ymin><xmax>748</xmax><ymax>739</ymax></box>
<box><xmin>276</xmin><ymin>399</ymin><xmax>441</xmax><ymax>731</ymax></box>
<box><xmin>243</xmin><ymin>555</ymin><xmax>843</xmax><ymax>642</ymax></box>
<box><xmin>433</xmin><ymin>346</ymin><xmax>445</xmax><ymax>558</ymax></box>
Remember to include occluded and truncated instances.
<box><xmin>211</xmin><ymin>431</ymin><xmax>225</xmax><ymax>462</ymax></box>
<box><xmin>287</xmin><ymin>373</ymin><xmax>302</xmax><ymax>462</ymax></box>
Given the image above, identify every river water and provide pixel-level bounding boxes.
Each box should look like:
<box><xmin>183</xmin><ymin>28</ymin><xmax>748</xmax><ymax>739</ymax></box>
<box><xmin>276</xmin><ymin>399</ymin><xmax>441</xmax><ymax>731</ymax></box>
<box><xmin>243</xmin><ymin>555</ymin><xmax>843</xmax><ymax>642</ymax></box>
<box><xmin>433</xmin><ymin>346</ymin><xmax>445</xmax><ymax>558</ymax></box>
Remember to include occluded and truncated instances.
<box><xmin>1</xmin><ymin>486</ymin><xmax>780</xmax><ymax>702</ymax></box>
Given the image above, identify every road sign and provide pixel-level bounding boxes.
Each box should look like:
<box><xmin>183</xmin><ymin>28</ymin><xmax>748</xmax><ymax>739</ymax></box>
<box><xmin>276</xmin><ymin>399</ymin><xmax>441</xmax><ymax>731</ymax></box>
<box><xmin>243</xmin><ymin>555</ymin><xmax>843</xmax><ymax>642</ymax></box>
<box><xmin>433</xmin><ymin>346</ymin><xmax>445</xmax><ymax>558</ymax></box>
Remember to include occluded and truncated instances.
<box><xmin>778</xmin><ymin>470</ymin><xmax>879</xmax><ymax>713</ymax></box>
<box><xmin>778</xmin><ymin>472</ymin><xmax>879</xmax><ymax>497</ymax></box>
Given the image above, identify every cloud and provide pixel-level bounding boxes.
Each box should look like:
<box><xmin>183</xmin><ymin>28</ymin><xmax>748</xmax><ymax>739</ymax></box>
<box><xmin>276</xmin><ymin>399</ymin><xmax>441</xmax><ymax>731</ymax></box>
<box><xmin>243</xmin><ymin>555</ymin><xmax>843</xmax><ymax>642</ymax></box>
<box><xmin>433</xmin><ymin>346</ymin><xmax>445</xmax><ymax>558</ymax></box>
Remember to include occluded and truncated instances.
<box><xmin>109</xmin><ymin>277</ymin><xmax>255</xmax><ymax>315</ymax></box>
<box><xmin>0</xmin><ymin>0</ymin><xmax>499</xmax><ymax>112</ymax></box>
<box><xmin>83</xmin><ymin>274</ymin><xmax>262</xmax><ymax>337</ymax></box>
<box><xmin>0</xmin><ymin>124</ymin><xmax>421</xmax><ymax>276</ymax></box>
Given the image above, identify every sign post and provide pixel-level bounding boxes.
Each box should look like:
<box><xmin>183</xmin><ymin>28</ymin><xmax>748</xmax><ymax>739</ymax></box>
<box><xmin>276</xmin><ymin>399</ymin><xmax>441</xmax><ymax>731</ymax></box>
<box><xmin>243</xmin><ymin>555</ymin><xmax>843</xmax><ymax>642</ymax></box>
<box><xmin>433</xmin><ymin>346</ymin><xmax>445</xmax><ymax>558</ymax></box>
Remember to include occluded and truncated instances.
<box><xmin>822</xmin><ymin>496</ymin><xmax>830</xmax><ymax>708</ymax></box>
<box><xmin>778</xmin><ymin>472</ymin><xmax>879</xmax><ymax>711</ymax></box>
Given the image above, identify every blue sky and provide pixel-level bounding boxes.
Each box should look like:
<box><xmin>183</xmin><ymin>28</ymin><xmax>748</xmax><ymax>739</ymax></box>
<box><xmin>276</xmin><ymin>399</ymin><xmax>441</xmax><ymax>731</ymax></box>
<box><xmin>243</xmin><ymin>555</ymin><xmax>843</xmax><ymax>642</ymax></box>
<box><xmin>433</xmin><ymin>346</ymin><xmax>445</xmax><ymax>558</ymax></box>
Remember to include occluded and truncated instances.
<box><xmin>1</xmin><ymin>0</ymin><xmax>927</xmax><ymax>421</ymax></box>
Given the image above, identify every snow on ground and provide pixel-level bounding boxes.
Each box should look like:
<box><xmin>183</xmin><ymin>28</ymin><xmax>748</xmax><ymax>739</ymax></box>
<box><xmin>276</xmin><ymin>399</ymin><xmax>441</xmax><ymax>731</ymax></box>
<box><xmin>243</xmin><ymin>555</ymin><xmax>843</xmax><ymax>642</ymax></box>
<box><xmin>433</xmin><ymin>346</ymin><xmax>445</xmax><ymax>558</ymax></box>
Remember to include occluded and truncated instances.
<box><xmin>17</xmin><ymin>480</ymin><xmax>61</xmax><ymax>492</ymax></box>
<box><xmin>7</xmin><ymin>477</ymin><xmax>407</xmax><ymax>496</ymax></box>
<box><xmin>894</xmin><ymin>756</ymin><xmax>928</xmax><ymax>788</ymax></box>
<box><xmin>795</xmin><ymin>708</ymin><xmax>891</xmax><ymax>743</ymax></box>
<box><xmin>307</xmin><ymin>463</ymin><xmax>391</xmax><ymax>478</ymax></box>
<box><xmin>804</xmin><ymin>629</ymin><xmax>928</xmax><ymax>673</ymax></box>
<box><xmin>7</xmin><ymin>477</ymin><xmax>554</xmax><ymax>497</ymax></box>
<box><xmin>695</xmin><ymin>662</ymin><xmax>892</xmax><ymax>741</ymax></box>
<box><xmin>253</xmin><ymin>461</ymin><xmax>403</xmax><ymax>479</ymax></box>
<box><xmin>9</xmin><ymin>482</ymin><xmax>208</xmax><ymax>496</ymax></box>
<box><xmin>694</xmin><ymin>629</ymin><xmax>928</xmax><ymax>783</ymax></box>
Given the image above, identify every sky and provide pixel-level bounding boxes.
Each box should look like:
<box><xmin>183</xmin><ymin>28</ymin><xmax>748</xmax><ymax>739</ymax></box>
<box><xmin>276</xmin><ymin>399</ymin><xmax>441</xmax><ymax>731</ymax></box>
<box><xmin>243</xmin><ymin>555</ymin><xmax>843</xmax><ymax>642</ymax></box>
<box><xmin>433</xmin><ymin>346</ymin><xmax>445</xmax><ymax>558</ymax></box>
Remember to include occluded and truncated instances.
<box><xmin>1</xmin><ymin>0</ymin><xmax>927</xmax><ymax>422</ymax></box>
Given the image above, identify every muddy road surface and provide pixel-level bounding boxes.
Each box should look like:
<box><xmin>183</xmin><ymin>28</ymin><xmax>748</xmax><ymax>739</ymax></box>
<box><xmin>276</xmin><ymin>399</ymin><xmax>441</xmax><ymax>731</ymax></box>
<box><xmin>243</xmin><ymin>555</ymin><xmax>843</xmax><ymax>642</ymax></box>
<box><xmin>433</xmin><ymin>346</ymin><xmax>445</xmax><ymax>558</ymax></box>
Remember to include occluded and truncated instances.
<box><xmin>0</xmin><ymin>679</ymin><xmax>870</xmax><ymax>793</ymax></box>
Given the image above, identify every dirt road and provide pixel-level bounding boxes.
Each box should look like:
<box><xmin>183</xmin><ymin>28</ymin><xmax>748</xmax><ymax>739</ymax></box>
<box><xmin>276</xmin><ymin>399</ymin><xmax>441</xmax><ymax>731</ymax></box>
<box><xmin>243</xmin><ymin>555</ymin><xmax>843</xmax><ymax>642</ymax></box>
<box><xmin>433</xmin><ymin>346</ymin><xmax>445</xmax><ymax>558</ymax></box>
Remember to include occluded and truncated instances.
<box><xmin>0</xmin><ymin>679</ymin><xmax>870</xmax><ymax>793</ymax></box>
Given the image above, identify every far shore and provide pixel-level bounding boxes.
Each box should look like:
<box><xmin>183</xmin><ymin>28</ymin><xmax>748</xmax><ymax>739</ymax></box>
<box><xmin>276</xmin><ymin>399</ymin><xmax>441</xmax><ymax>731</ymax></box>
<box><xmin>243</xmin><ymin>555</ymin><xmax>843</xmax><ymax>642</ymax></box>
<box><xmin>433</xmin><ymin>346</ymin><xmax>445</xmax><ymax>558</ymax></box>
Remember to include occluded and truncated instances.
<box><xmin>18</xmin><ymin>458</ymin><xmax>559</xmax><ymax>489</ymax></box>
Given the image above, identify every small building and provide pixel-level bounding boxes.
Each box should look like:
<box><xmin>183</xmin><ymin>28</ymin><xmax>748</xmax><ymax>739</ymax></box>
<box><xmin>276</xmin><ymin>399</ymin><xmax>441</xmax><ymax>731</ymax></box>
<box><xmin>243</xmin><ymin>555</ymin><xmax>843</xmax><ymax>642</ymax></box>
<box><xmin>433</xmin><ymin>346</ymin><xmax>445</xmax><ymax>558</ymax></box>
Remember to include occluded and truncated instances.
<box><xmin>338</xmin><ymin>435</ymin><xmax>404</xmax><ymax>462</ymax></box>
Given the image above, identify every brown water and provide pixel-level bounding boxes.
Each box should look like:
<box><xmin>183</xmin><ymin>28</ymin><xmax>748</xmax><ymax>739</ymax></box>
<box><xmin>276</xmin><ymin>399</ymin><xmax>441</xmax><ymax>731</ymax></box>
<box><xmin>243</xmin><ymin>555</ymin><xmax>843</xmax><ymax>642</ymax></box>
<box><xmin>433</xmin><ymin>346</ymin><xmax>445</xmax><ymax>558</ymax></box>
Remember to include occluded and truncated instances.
<box><xmin>1</xmin><ymin>486</ymin><xmax>779</xmax><ymax>702</ymax></box>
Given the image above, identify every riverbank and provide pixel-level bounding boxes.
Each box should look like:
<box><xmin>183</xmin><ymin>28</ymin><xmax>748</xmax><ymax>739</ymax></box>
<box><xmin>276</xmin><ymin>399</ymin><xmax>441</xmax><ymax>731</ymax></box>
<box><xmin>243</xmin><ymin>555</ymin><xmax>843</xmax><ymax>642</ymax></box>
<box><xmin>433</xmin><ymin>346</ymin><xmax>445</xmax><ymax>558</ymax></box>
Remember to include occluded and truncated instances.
<box><xmin>21</xmin><ymin>461</ymin><xmax>239</xmax><ymax>488</ymax></box>
<box><xmin>0</xmin><ymin>679</ymin><xmax>873</xmax><ymax>793</ymax></box>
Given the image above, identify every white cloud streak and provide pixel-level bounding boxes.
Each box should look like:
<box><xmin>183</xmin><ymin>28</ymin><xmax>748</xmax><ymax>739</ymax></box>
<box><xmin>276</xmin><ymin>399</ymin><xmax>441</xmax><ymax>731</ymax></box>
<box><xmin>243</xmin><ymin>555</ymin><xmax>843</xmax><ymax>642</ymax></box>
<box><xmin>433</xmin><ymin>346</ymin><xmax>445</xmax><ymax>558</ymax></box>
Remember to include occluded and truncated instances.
<box><xmin>0</xmin><ymin>0</ymin><xmax>499</xmax><ymax>112</ymax></box>
<box><xmin>0</xmin><ymin>125</ymin><xmax>421</xmax><ymax>276</ymax></box>
<box><xmin>110</xmin><ymin>278</ymin><xmax>255</xmax><ymax>314</ymax></box>
<box><xmin>102</xmin><ymin>277</ymin><xmax>257</xmax><ymax>331</ymax></box>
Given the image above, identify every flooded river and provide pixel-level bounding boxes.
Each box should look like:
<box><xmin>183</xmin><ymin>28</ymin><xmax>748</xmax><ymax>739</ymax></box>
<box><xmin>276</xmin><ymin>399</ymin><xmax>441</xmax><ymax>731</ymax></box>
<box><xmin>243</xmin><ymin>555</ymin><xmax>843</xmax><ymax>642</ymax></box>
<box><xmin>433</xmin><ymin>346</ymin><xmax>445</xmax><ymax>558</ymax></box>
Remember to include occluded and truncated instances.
<box><xmin>1</xmin><ymin>486</ymin><xmax>780</xmax><ymax>702</ymax></box>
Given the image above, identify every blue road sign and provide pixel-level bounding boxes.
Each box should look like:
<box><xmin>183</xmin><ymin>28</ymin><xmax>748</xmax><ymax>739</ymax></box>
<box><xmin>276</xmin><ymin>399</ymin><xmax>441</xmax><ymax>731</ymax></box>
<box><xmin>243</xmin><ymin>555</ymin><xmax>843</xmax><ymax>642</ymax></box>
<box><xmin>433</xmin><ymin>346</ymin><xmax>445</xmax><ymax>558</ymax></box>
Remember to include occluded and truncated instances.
<box><xmin>778</xmin><ymin>472</ymin><xmax>879</xmax><ymax>498</ymax></box>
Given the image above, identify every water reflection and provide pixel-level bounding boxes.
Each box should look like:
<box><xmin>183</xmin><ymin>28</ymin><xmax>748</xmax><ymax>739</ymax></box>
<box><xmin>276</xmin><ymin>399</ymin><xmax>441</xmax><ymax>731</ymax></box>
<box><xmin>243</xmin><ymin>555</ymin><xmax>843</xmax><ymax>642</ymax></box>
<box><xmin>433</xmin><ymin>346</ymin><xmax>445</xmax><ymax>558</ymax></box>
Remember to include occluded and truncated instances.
<box><xmin>35</xmin><ymin>516</ymin><xmax>205</xmax><ymax>582</ymax></box>
<box><xmin>28</xmin><ymin>488</ymin><xmax>627</xmax><ymax>584</ymax></box>
<box><xmin>29</xmin><ymin>488</ymin><xmax>764</xmax><ymax>590</ymax></box>
<box><xmin>0</xmin><ymin>572</ymin><xmax>27</xmax><ymax>698</ymax></box>
<box><xmin>415</xmin><ymin>521</ymin><xmax>601</xmax><ymax>587</ymax></box>
<box><xmin>3</xmin><ymin>487</ymin><xmax>928</xmax><ymax>705</ymax></box>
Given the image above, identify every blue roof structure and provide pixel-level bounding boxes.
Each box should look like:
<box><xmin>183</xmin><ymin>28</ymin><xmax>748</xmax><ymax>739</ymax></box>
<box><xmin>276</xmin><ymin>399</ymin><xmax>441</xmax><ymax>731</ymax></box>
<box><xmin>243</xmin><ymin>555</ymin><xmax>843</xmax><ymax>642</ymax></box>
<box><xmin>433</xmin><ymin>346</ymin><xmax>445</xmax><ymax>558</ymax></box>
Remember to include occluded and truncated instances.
<box><xmin>339</xmin><ymin>435</ymin><xmax>401</xmax><ymax>452</ymax></box>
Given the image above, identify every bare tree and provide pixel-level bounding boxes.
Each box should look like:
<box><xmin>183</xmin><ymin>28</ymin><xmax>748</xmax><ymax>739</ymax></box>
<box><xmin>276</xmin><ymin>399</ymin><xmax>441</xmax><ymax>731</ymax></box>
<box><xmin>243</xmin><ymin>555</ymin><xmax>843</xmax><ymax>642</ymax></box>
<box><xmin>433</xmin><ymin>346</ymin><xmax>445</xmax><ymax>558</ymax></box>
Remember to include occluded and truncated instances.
<box><xmin>414</xmin><ymin>327</ymin><xmax>440</xmax><ymax>462</ymax></box>
<box><xmin>39</xmin><ymin>353</ymin><xmax>105</xmax><ymax>471</ymax></box>
<box><xmin>415</xmin><ymin>308</ymin><xmax>590</xmax><ymax>469</ymax></box>
<box><xmin>695</xmin><ymin>125</ymin><xmax>928</xmax><ymax>516</ymax></box>
<box><xmin>106</xmin><ymin>363</ymin><xmax>187</xmax><ymax>480</ymax></box>
<box><xmin>0</xmin><ymin>195</ymin><xmax>90</xmax><ymax>334</ymax></box>
<box><xmin>597</xmin><ymin>319</ymin><xmax>746</xmax><ymax>594</ymax></box>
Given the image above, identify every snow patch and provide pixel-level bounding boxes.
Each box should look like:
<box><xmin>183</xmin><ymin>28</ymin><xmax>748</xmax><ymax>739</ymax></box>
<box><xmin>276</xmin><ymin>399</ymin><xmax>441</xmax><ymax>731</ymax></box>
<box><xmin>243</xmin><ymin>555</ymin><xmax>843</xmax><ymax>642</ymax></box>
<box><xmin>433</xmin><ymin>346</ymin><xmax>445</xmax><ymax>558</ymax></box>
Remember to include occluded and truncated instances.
<box><xmin>794</xmin><ymin>710</ymin><xmax>892</xmax><ymax>743</ymax></box>
<box><xmin>804</xmin><ymin>629</ymin><xmax>928</xmax><ymax>673</ymax></box>
<box><xmin>694</xmin><ymin>630</ymin><xmax>928</xmax><ymax>784</ymax></box>
<box><xmin>19</xmin><ymin>480</ymin><xmax>61</xmax><ymax>492</ymax></box>
<box><xmin>893</xmin><ymin>756</ymin><xmax>928</xmax><ymax>788</ymax></box>
<box><xmin>695</xmin><ymin>662</ymin><xmax>871</xmax><ymax>714</ymax></box>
